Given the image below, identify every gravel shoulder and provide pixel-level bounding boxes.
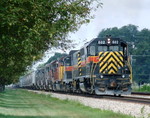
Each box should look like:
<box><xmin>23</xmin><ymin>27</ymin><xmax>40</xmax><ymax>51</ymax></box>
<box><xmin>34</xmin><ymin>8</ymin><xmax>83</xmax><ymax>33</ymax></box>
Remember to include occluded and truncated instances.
<box><xmin>29</xmin><ymin>90</ymin><xmax>150</xmax><ymax>118</ymax></box>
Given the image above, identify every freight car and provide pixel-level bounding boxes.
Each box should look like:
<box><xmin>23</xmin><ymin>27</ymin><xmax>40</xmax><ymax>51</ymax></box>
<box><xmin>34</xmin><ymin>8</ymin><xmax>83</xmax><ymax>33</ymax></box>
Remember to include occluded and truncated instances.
<box><xmin>19</xmin><ymin>71</ymin><xmax>35</xmax><ymax>89</ymax></box>
<box><xmin>19</xmin><ymin>37</ymin><xmax>132</xmax><ymax>96</ymax></box>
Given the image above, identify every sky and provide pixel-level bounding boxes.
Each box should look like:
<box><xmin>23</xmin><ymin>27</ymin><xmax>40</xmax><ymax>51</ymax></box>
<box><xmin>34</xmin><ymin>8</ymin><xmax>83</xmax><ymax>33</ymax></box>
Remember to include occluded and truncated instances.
<box><xmin>32</xmin><ymin>0</ymin><xmax>150</xmax><ymax>69</ymax></box>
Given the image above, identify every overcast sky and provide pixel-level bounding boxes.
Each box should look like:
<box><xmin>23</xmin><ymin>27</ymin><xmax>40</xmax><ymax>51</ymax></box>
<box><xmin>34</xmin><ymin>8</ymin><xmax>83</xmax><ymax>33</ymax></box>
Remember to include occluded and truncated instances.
<box><xmin>70</xmin><ymin>0</ymin><xmax>150</xmax><ymax>42</ymax></box>
<box><xmin>32</xmin><ymin>0</ymin><xmax>150</xmax><ymax>69</ymax></box>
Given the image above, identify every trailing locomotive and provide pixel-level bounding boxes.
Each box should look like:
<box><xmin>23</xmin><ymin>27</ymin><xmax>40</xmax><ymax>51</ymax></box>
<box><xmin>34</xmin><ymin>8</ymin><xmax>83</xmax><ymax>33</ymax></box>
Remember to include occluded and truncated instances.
<box><xmin>19</xmin><ymin>37</ymin><xmax>132</xmax><ymax>96</ymax></box>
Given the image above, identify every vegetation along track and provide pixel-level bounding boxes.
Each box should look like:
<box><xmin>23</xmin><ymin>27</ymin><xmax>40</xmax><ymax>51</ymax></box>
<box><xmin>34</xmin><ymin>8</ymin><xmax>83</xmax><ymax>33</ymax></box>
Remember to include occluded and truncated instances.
<box><xmin>43</xmin><ymin>90</ymin><xmax>150</xmax><ymax>105</ymax></box>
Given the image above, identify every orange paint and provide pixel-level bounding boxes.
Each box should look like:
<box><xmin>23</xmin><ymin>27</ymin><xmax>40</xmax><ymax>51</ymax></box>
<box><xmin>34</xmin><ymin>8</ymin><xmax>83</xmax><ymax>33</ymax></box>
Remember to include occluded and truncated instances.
<box><xmin>86</xmin><ymin>56</ymin><xmax>99</xmax><ymax>63</ymax></box>
<box><xmin>65</xmin><ymin>66</ymin><xmax>73</xmax><ymax>71</ymax></box>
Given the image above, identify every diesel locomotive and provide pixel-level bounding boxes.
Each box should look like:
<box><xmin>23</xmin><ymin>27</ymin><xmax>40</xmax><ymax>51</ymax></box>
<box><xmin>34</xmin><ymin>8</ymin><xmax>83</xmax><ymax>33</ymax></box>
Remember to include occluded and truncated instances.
<box><xmin>19</xmin><ymin>37</ymin><xmax>132</xmax><ymax>96</ymax></box>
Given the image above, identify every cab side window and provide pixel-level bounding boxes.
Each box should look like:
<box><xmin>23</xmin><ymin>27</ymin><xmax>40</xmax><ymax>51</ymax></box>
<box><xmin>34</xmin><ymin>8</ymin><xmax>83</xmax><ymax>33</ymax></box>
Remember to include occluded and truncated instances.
<box><xmin>80</xmin><ymin>48</ymin><xmax>84</xmax><ymax>56</ymax></box>
<box><xmin>89</xmin><ymin>46</ymin><xmax>95</xmax><ymax>55</ymax></box>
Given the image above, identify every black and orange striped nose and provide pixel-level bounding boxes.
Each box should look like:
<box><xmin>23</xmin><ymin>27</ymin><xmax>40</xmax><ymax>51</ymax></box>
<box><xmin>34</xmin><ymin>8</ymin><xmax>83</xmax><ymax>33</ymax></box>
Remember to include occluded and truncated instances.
<box><xmin>99</xmin><ymin>51</ymin><xmax>124</xmax><ymax>74</ymax></box>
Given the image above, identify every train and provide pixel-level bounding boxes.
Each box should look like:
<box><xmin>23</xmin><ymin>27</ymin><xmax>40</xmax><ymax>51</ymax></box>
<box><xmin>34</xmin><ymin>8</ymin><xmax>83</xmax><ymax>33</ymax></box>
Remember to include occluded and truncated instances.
<box><xmin>19</xmin><ymin>37</ymin><xmax>132</xmax><ymax>96</ymax></box>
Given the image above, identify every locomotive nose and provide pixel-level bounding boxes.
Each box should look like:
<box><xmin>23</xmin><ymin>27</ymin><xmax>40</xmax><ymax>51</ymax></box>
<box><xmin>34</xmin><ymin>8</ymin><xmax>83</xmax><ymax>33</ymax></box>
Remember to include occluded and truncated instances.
<box><xmin>98</xmin><ymin>51</ymin><xmax>124</xmax><ymax>74</ymax></box>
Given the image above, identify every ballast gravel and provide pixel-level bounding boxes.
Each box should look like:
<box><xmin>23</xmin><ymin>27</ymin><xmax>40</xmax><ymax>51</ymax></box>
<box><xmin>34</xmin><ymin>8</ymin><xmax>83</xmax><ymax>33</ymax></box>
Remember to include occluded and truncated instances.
<box><xmin>29</xmin><ymin>90</ymin><xmax>150</xmax><ymax>118</ymax></box>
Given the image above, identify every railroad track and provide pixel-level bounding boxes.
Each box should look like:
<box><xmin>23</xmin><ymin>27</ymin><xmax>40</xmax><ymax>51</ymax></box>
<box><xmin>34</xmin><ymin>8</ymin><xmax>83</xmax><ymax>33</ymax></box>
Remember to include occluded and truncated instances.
<box><xmin>50</xmin><ymin>91</ymin><xmax>150</xmax><ymax>105</ymax></box>
<box><xmin>28</xmin><ymin>89</ymin><xmax>150</xmax><ymax>105</ymax></box>
<box><xmin>132</xmin><ymin>92</ymin><xmax>150</xmax><ymax>96</ymax></box>
<box><xmin>102</xmin><ymin>95</ymin><xmax>150</xmax><ymax>105</ymax></box>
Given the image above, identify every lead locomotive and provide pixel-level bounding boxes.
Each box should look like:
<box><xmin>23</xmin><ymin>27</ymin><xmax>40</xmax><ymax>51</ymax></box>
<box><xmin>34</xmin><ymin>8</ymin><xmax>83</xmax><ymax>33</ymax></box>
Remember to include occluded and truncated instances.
<box><xmin>19</xmin><ymin>37</ymin><xmax>132</xmax><ymax>96</ymax></box>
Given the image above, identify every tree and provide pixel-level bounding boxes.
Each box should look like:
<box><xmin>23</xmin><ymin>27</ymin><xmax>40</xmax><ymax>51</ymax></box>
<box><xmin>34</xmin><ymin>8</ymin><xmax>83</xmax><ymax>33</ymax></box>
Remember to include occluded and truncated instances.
<box><xmin>0</xmin><ymin>0</ymin><xmax>101</xmax><ymax>88</ymax></box>
<box><xmin>132</xmin><ymin>29</ymin><xmax>150</xmax><ymax>84</ymax></box>
<box><xmin>98</xmin><ymin>24</ymin><xmax>139</xmax><ymax>41</ymax></box>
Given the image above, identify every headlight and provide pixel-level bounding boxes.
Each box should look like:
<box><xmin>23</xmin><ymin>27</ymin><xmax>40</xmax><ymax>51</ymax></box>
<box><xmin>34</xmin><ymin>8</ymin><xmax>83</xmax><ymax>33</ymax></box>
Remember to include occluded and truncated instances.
<box><xmin>100</xmin><ymin>75</ymin><xmax>103</xmax><ymax>78</ymax></box>
<box><xmin>122</xmin><ymin>75</ymin><xmax>125</xmax><ymax>78</ymax></box>
<box><xmin>107</xmin><ymin>38</ymin><xmax>111</xmax><ymax>44</ymax></box>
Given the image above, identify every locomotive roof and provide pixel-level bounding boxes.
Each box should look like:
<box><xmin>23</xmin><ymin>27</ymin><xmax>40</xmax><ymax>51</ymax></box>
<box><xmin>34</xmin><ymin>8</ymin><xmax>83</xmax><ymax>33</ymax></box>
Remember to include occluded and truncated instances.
<box><xmin>81</xmin><ymin>37</ymin><xmax>127</xmax><ymax>49</ymax></box>
<box><xmin>69</xmin><ymin>50</ymin><xmax>78</xmax><ymax>55</ymax></box>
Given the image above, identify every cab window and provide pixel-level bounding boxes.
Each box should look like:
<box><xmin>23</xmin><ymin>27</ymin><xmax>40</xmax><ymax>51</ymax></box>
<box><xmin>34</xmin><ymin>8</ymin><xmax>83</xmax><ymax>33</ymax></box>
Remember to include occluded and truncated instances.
<box><xmin>65</xmin><ymin>58</ymin><xmax>71</xmax><ymax>66</ymax></box>
<box><xmin>65</xmin><ymin>62</ymin><xmax>70</xmax><ymax>66</ymax></box>
<box><xmin>98</xmin><ymin>46</ymin><xmax>107</xmax><ymax>52</ymax></box>
<box><xmin>121</xmin><ymin>46</ymin><xmax>127</xmax><ymax>55</ymax></box>
<box><xmin>109</xmin><ymin>46</ymin><xmax>119</xmax><ymax>51</ymax></box>
<box><xmin>80</xmin><ymin>48</ymin><xmax>84</xmax><ymax>56</ymax></box>
<box><xmin>89</xmin><ymin>46</ymin><xmax>95</xmax><ymax>55</ymax></box>
<box><xmin>124</xmin><ymin>47</ymin><xmax>127</xmax><ymax>55</ymax></box>
<box><xmin>120</xmin><ymin>46</ymin><xmax>123</xmax><ymax>51</ymax></box>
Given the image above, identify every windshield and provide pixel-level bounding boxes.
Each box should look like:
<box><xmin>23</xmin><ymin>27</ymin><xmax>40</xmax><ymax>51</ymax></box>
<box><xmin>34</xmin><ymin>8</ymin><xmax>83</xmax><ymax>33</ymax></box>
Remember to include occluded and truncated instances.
<box><xmin>65</xmin><ymin>58</ymin><xmax>71</xmax><ymax>66</ymax></box>
<box><xmin>109</xmin><ymin>46</ymin><xmax>119</xmax><ymax>51</ymax></box>
<box><xmin>98</xmin><ymin>46</ymin><xmax>107</xmax><ymax>52</ymax></box>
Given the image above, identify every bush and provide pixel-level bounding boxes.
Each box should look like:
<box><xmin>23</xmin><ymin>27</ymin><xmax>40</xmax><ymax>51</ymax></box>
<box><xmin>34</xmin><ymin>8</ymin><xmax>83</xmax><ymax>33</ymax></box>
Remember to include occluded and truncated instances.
<box><xmin>133</xmin><ymin>84</ymin><xmax>150</xmax><ymax>92</ymax></box>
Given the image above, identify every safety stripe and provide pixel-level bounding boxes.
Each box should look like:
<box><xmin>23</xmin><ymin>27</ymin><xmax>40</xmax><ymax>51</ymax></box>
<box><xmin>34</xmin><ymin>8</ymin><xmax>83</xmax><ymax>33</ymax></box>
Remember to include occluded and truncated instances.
<box><xmin>78</xmin><ymin>62</ymin><xmax>81</xmax><ymax>66</ymax></box>
<box><xmin>107</xmin><ymin>66</ymin><xmax>117</xmax><ymax>73</ymax></box>
<box><xmin>108</xmin><ymin>69</ymin><xmax>115</xmax><ymax>74</ymax></box>
<box><xmin>101</xmin><ymin>52</ymin><xmax>113</xmax><ymax>63</ymax></box>
<box><xmin>78</xmin><ymin>58</ymin><xmax>81</xmax><ymax>61</ymax></box>
<box><xmin>78</xmin><ymin>65</ymin><xmax>81</xmax><ymax>68</ymax></box>
<box><xmin>111</xmin><ymin>53</ymin><xmax>123</xmax><ymax>67</ymax></box>
<box><xmin>99</xmin><ymin>62</ymin><xmax>108</xmax><ymax>73</ymax></box>
<box><xmin>78</xmin><ymin>52</ymin><xmax>82</xmax><ymax>76</ymax></box>
<box><xmin>119</xmin><ymin>51</ymin><xmax>123</xmax><ymax>56</ymax></box>
<box><xmin>108</xmin><ymin>63</ymin><xmax>117</xmax><ymax>71</ymax></box>
<box><xmin>99</xmin><ymin>51</ymin><xmax>124</xmax><ymax>74</ymax></box>
<box><xmin>99</xmin><ymin>52</ymin><xmax>103</xmax><ymax>57</ymax></box>
<box><xmin>99</xmin><ymin>52</ymin><xmax>109</xmax><ymax>61</ymax></box>
<box><xmin>108</xmin><ymin>57</ymin><xmax>117</xmax><ymax>65</ymax></box>
<box><xmin>100</xmin><ymin>62</ymin><xmax>118</xmax><ymax>73</ymax></box>
<box><xmin>100</xmin><ymin>53</ymin><xmax>122</xmax><ymax>67</ymax></box>
<box><xmin>114</xmin><ymin>51</ymin><xmax>123</xmax><ymax>61</ymax></box>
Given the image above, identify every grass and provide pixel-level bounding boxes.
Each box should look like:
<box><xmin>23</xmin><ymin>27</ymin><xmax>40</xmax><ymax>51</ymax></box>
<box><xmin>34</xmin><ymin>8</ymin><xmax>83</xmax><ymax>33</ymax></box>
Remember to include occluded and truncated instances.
<box><xmin>132</xmin><ymin>84</ymin><xmax>150</xmax><ymax>92</ymax></box>
<box><xmin>0</xmin><ymin>88</ymin><xmax>133</xmax><ymax>118</ymax></box>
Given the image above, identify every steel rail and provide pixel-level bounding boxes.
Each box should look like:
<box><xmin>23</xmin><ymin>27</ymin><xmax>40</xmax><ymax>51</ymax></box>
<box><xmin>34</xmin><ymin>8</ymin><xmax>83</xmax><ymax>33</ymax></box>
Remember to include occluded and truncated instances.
<box><xmin>48</xmin><ymin>90</ymin><xmax>150</xmax><ymax>105</ymax></box>
<box><xmin>132</xmin><ymin>92</ymin><xmax>150</xmax><ymax>96</ymax></box>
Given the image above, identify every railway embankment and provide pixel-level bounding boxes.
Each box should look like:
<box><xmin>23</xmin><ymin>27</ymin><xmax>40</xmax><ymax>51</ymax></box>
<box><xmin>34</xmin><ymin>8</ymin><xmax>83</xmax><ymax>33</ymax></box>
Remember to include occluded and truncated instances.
<box><xmin>30</xmin><ymin>90</ymin><xmax>150</xmax><ymax>118</ymax></box>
